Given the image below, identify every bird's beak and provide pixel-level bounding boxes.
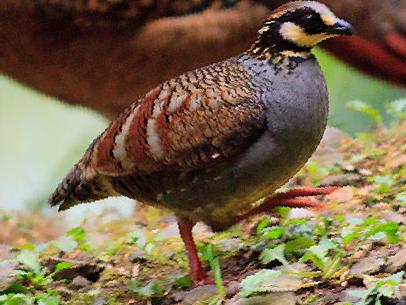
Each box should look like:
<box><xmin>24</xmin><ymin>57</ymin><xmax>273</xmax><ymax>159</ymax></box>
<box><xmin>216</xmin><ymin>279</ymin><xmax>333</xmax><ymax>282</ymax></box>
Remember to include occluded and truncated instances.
<box><xmin>326</xmin><ymin>19</ymin><xmax>353</xmax><ymax>36</ymax></box>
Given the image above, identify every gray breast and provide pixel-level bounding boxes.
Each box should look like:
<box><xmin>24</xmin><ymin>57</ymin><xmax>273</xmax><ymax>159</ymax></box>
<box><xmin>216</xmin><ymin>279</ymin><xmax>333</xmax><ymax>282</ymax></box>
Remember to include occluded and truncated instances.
<box><xmin>235</xmin><ymin>53</ymin><xmax>329</xmax><ymax>175</ymax></box>
<box><xmin>243</xmin><ymin>54</ymin><xmax>328</xmax><ymax>140</ymax></box>
<box><xmin>222</xmin><ymin>54</ymin><xmax>325</xmax><ymax>181</ymax></box>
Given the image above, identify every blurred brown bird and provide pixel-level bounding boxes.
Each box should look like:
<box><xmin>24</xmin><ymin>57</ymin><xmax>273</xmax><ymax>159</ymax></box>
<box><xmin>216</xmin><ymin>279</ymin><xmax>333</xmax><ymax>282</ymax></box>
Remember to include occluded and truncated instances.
<box><xmin>49</xmin><ymin>1</ymin><xmax>351</xmax><ymax>285</ymax></box>
<box><xmin>0</xmin><ymin>0</ymin><xmax>405</xmax><ymax>119</ymax></box>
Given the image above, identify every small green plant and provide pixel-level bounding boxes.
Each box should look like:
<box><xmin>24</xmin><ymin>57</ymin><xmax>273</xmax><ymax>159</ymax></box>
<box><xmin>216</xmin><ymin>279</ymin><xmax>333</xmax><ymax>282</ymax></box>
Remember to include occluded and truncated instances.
<box><xmin>301</xmin><ymin>237</ymin><xmax>344</xmax><ymax>280</ymax></box>
<box><xmin>17</xmin><ymin>250</ymin><xmax>41</xmax><ymax>275</ymax></box>
<box><xmin>127</xmin><ymin>230</ymin><xmax>164</xmax><ymax>254</ymax></box>
<box><xmin>304</xmin><ymin>162</ymin><xmax>331</xmax><ymax>185</ymax></box>
<box><xmin>261</xmin><ymin>226</ymin><xmax>285</xmax><ymax>240</ymax></box>
<box><xmin>128</xmin><ymin>279</ymin><xmax>165</xmax><ymax>299</ymax></box>
<box><xmin>341</xmin><ymin>217</ymin><xmax>400</xmax><ymax>246</ymax></box>
<box><xmin>199</xmin><ymin>243</ymin><xmax>226</xmax><ymax>297</ymax></box>
<box><xmin>0</xmin><ymin>247</ymin><xmax>73</xmax><ymax>305</ymax></box>
<box><xmin>239</xmin><ymin>270</ymin><xmax>283</xmax><ymax>298</ymax></box>
<box><xmin>128</xmin><ymin>274</ymin><xmax>192</xmax><ymax>300</ymax></box>
<box><xmin>166</xmin><ymin>274</ymin><xmax>193</xmax><ymax>289</ymax></box>
<box><xmin>348</xmin><ymin>272</ymin><xmax>404</xmax><ymax>305</ymax></box>
<box><xmin>0</xmin><ymin>255</ymin><xmax>71</xmax><ymax>305</ymax></box>
<box><xmin>371</xmin><ymin>175</ymin><xmax>394</xmax><ymax>194</ymax></box>
<box><xmin>66</xmin><ymin>226</ymin><xmax>91</xmax><ymax>251</ymax></box>
<box><xmin>260</xmin><ymin>244</ymin><xmax>289</xmax><ymax>266</ymax></box>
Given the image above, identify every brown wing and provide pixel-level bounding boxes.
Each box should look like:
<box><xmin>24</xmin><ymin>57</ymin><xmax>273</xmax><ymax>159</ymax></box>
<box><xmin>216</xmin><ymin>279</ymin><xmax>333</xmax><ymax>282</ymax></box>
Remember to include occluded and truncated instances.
<box><xmin>89</xmin><ymin>79</ymin><xmax>266</xmax><ymax>176</ymax></box>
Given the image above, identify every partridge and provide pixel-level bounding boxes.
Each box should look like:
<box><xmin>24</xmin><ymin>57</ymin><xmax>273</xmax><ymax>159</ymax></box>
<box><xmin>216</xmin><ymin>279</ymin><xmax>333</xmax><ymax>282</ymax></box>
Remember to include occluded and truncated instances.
<box><xmin>49</xmin><ymin>1</ymin><xmax>352</xmax><ymax>285</ymax></box>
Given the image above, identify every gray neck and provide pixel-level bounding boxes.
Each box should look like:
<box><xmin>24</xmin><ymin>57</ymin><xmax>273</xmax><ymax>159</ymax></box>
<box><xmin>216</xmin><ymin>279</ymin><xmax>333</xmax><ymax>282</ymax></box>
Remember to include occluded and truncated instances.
<box><xmin>239</xmin><ymin>52</ymin><xmax>329</xmax><ymax>152</ymax></box>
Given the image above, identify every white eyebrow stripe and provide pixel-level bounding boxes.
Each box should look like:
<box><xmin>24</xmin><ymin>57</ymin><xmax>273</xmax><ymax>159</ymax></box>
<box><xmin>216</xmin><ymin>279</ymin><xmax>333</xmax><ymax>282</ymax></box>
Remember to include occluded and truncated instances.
<box><xmin>304</xmin><ymin>2</ymin><xmax>337</xmax><ymax>26</ymax></box>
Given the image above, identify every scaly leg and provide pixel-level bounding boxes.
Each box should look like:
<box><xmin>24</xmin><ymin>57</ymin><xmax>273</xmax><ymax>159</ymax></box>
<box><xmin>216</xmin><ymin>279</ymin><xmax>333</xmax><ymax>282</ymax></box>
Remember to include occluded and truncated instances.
<box><xmin>233</xmin><ymin>186</ymin><xmax>339</xmax><ymax>225</ymax></box>
<box><xmin>269</xmin><ymin>186</ymin><xmax>340</xmax><ymax>200</ymax></box>
<box><xmin>177</xmin><ymin>218</ymin><xmax>208</xmax><ymax>286</ymax></box>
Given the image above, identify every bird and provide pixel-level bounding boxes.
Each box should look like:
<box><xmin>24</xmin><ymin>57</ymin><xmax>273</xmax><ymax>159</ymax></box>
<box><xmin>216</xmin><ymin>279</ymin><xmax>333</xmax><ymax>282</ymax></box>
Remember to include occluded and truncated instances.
<box><xmin>1</xmin><ymin>0</ymin><xmax>403</xmax><ymax>120</ymax></box>
<box><xmin>49</xmin><ymin>1</ymin><xmax>353</xmax><ymax>286</ymax></box>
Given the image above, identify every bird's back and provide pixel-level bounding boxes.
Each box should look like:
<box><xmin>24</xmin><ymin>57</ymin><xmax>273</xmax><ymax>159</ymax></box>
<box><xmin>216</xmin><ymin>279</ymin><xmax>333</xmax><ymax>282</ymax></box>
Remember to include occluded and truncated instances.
<box><xmin>49</xmin><ymin>55</ymin><xmax>267</xmax><ymax>212</ymax></box>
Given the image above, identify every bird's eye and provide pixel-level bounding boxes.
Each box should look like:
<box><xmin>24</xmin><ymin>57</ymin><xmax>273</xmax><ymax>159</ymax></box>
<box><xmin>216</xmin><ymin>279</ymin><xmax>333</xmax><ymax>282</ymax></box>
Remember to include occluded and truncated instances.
<box><xmin>297</xmin><ymin>12</ymin><xmax>322</xmax><ymax>29</ymax></box>
<box><xmin>302</xmin><ymin>13</ymin><xmax>317</xmax><ymax>22</ymax></box>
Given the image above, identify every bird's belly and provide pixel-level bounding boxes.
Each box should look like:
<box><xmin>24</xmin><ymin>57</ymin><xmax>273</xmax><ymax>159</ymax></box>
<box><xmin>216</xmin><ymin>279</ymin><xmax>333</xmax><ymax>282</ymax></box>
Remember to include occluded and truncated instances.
<box><xmin>139</xmin><ymin>126</ymin><xmax>322</xmax><ymax>229</ymax></box>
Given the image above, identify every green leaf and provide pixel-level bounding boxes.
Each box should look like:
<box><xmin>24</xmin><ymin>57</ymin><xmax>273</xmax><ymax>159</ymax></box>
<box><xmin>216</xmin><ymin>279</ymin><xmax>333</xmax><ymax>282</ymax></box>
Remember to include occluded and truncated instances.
<box><xmin>256</xmin><ymin>218</ymin><xmax>271</xmax><ymax>235</ymax></box>
<box><xmin>301</xmin><ymin>252</ymin><xmax>325</xmax><ymax>271</ymax></box>
<box><xmin>322</xmin><ymin>253</ymin><xmax>343</xmax><ymax>280</ymax></box>
<box><xmin>305</xmin><ymin>163</ymin><xmax>330</xmax><ymax>185</ymax></box>
<box><xmin>263</xmin><ymin>227</ymin><xmax>285</xmax><ymax>240</ymax></box>
<box><xmin>17</xmin><ymin>250</ymin><xmax>41</xmax><ymax>274</ymax></box>
<box><xmin>378</xmin><ymin>286</ymin><xmax>395</xmax><ymax>298</ymax></box>
<box><xmin>349</xmin><ymin>271</ymin><xmax>405</xmax><ymax>304</ymax></box>
<box><xmin>284</xmin><ymin>237</ymin><xmax>315</xmax><ymax>256</ymax></box>
<box><xmin>50</xmin><ymin>262</ymin><xmax>73</xmax><ymax>278</ymax></box>
<box><xmin>36</xmin><ymin>292</ymin><xmax>60</xmax><ymax>305</ymax></box>
<box><xmin>307</xmin><ymin>237</ymin><xmax>336</xmax><ymax>259</ymax></box>
<box><xmin>376</xmin><ymin>271</ymin><xmax>404</xmax><ymax>287</ymax></box>
<box><xmin>66</xmin><ymin>227</ymin><xmax>91</xmax><ymax>250</ymax></box>
<box><xmin>204</xmin><ymin>244</ymin><xmax>226</xmax><ymax>296</ymax></box>
<box><xmin>366</xmin><ymin>222</ymin><xmax>400</xmax><ymax>244</ymax></box>
<box><xmin>346</xmin><ymin>100</ymin><xmax>383</xmax><ymax>125</ymax></box>
<box><xmin>341</xmin><ymin>227</ymin><xmax>360</xmax><ymax>245</ymax></box>
<box><xmin>127</xmin><ymin>231</ymin><xmax>147</xmax><ymax>248</ymax></box>
<box><xmin>372</xmin><ymin>175</ymin><xmax>394</xmax><ymax>194</ymax></box>
<box><xmin>0</xmin><ymin>293</ymin><xmax>33</xmax><ymax>305</ymax></box>
<box><xmin>128</xmin><ymin>279</ymin><xmax>164</xmax><ymax>298</ymax></box>
<box><xmin>260</xmin><ymin>244</ymin><xmax>288</xmax><ymax>265</ymax></box>
<box><xmin>66</xmin><ymin>227</ymin><xmax>86</xmax><ymax>242</ymax></box>
<box><xmin>301</xmin><ymin>237</ymin><xmax>338</xmax><ymax>271</ymax></box>
<box><xmin>166</xmin><ymin>274</ymin><xmax>193</xmax><ymax>288</ymax></box>
<box><xmin>239</xmin><ymin>270</ymin><xmax>283</xmax><ymax>298</ymax></box>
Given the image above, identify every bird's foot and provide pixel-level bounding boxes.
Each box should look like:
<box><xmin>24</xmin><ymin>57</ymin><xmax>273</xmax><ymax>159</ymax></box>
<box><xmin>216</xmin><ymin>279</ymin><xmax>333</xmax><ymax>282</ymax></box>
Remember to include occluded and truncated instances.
<box><xmin>192</xmin><ymin>272</ymin><xmax>214</xmax><ymax>287</ymax></box>
<box><xmin>234</xmin><ymin>186</ymin><xmax>340</xmax><ymax>224</ymax></box>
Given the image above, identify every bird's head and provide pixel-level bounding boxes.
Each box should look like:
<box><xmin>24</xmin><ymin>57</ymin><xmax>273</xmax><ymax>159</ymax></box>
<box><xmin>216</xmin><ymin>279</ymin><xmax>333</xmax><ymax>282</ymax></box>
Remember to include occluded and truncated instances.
<box><xmin>250</xmin><ymin>1</ymin><xmax>353</xmax><ymax>57</ymax></box>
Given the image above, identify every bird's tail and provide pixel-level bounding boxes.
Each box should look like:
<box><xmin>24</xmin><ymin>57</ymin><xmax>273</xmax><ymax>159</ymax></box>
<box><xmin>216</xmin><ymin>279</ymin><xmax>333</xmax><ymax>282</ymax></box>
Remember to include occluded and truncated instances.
<box><xmin>48</xmin><ymin>156</ymin><xmax>116</xmax><ymax>211</ymax></box>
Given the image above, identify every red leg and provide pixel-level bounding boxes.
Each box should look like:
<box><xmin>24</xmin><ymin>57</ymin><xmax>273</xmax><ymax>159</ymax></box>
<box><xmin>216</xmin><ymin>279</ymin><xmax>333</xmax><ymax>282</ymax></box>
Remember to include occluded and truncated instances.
<box><xmin>177</xmin><ymin>218</ymin><xmax>208</xmax><ymax>286</ymax></box>
<box><xmin>232</xmin><ymin>187</ymin><xmax>339</xmax><ymax>226</ymax></box>
<box><xmin>270</xmin><ymin>186</ymin><xmax>340</xmax><ymax>200</ymax></box>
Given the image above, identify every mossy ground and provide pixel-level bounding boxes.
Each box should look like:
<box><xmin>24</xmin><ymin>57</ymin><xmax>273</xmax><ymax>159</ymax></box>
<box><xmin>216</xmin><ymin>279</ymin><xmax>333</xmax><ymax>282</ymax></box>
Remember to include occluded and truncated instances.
<box><xmin>1</xmin><ymin>120</ymin><xmax>405</xmax><ymax>305</ymax></box>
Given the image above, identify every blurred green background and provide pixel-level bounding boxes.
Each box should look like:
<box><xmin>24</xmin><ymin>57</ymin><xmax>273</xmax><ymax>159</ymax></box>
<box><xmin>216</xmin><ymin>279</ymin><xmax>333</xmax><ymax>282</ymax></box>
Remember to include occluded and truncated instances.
<box><xmin>0</xmin><ymin>49</ymin><xmax>405</xmax><ymax>214</ymax></box>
